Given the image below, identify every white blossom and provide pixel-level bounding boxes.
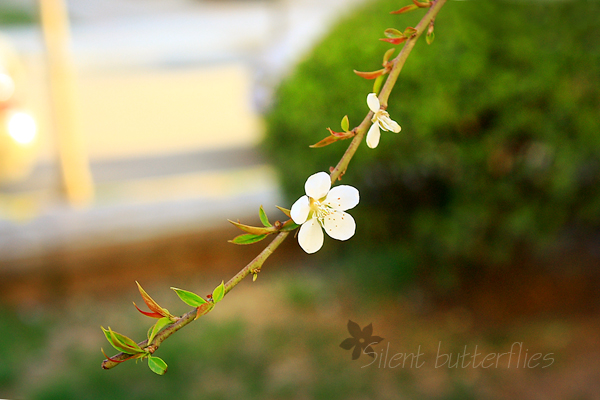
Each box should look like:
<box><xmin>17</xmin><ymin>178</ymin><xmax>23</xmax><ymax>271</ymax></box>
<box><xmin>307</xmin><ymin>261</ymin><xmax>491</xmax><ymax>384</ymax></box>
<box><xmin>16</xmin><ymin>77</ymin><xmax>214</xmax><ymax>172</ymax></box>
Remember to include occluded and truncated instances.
<box><xmin>290</xmin><ymin>172</ymin><xmax>359</xmax><ymax>254</ymax></box>
<box><xmin>366</xmin><ymin>93</ymin><xmax>401</xmax><ymax>149</ymax></box>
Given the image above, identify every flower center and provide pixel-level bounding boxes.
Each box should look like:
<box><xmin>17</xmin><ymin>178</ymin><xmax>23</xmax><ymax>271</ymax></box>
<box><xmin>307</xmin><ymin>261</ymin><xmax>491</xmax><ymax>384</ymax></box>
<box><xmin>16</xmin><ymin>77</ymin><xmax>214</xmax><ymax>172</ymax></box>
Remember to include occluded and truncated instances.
<box><xmin>309</xmin><ymin>198</ymin><xmax>332</xmax><ymax>222</ymax></box>
<box><xmin>372</xmin><ymin>109</ymin><xmax>389</xmax><ymax>123</ymax></box>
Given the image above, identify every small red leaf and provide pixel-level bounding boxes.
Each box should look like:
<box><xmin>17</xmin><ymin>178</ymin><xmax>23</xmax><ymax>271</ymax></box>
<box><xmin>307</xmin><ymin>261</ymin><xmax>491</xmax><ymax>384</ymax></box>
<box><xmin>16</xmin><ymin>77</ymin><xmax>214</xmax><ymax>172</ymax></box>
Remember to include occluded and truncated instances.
<box><xmin>353</xmin><ymin>69</ymin><xmax>385</xmax><ymax>80</ymax></box>
<box><xmin>327</xmin><ymin>127</ymin><xmax>349</xmax><ymax>138</ymax></box>
<box><xmin>310</xmin><ymin>135</ymin><xmax>346</xmax><ymax>148</ymax></box>
<box><xmin>390</xmin><ymin>4</ymin><xmax>418</xmax><ymax>14</ymax></box>
<box><xmin>412</xmin><ymin>0</ymin><xmax>432</xmax><ymax>8</ymax></box>
<box><xmin>384</xmin><ymin>28</ymin><xmax>405</xmax><ymax>38</ymax></box>
<box><xmin>194</xmin><ymin>302</ymin><xmax>215</xmax><ymax>320</ymax></box>
<box><xmin>136</xmin><ymin>281</ymin><xmax>171</xmax><ymax>319</ymax></box>
<box><xmin>133</xmin><ymin>302</ymin><xmax>163</xmax><ymax>319</ymax></box>
<box><xmin>379</xmin><ymin>37</ymin><xmax>408</xmax><ymax>45</ymax></box>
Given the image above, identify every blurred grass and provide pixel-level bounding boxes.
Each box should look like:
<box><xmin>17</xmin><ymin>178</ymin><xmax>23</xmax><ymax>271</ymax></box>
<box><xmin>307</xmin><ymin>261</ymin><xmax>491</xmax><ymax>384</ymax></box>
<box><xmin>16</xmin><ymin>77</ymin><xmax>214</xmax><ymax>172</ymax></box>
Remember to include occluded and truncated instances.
<box><xmin>0</xmin><ymin>268</ymin><xmax>597</xmax><ymax>400</ymax></box>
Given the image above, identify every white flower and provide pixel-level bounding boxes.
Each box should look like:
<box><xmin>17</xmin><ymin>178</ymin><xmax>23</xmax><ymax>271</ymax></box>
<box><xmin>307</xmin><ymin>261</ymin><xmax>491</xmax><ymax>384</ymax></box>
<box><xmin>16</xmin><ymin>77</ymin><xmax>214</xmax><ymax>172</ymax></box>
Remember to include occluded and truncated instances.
<box><xmin>290</xmin><ymin>172</ymin><xmax>360</xmax><ymax>254</ymax></box>
<box><xmin>366</xmin><ymin>93</ymin><xmax>401</xmax><ymax>149</ymax></box>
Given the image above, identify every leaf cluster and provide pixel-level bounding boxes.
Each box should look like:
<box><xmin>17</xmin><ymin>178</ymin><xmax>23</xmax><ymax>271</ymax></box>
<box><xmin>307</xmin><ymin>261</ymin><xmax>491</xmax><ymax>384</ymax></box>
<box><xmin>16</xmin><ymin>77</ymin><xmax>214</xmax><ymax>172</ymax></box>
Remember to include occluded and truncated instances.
<box><xmin>264</xmin><ymin>0</ymin><xmax>600</xmax><ymax>278</ymax></box>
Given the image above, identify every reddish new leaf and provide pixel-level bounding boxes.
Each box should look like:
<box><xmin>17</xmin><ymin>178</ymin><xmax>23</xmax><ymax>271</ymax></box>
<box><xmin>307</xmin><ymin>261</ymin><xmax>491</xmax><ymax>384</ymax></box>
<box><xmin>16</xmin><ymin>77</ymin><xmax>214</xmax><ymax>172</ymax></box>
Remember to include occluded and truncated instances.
<box><xmin>379</xmin><ymin>37</ymin><xmax>408</xmax><ymax>45</ymax></box>
<box><xmin>412</xmin><ymin>0</ymin><xmax>432</xmax><ymax>8</ymax></box>
<box><xmin>136</xmin><ymin>281</ymin><xmax>172</xmax><ymax>319</ymax></box>
<box><xmin>310</xmin><ymin>134</ymin><xmax>347</xmax><ymax>148</ymax></box>
<box><xmin>353</xmin><ymin>69</ymin><xmax>385</xmax><ymax>80</ymax></box>
<box><xmin>133</xmin><ymin>302</ymin><xmax>163</xmax><ymax>319</ymax></box>
<box><xmin>390</xmin><ymin>4</ymin><xmax>418</xmax><ymax>14</ymax></box>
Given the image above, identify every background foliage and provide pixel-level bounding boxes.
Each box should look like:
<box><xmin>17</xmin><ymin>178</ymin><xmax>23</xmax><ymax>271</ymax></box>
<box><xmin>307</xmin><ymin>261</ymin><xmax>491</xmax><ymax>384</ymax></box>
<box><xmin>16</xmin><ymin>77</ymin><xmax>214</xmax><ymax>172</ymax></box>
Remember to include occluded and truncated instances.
<box><xmin>264</xmin><ymin>0</ymin><xmax>600</xmax><ymax>288</ymax></box>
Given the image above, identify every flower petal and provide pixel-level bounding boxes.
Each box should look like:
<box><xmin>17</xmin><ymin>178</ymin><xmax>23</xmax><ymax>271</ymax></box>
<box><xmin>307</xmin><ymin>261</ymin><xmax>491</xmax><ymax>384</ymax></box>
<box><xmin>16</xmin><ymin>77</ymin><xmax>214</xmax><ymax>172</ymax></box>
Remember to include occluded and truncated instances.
<box><xmin>290</xmin><ymin>195</ymin><xmax>310</xmax><ymax>224</ymax></box>
<box><xmin>305</xmin><ymin>172</ymin><xmax>331</xmax><ymax>200</ymax></box>
<box><xmin>347</xmin><ymin>320</ymin><xmax>362</xmax><ymax>338</ymax></box>
<box><xmin>379</xmin><ymin>115</ymin><xmax>401</xmax><ymax>133</ymax></box>
<box><xmin>322</xmin><ymin>210</ymin><xmax>356</xmax><ymax>241</ymax></box>
<box><xmin>367</xmin><ymin>93</ymin><xmax>380</xmax><ymax>113</ymax></box>
<box><xmin>324</xmin><ymin>185</ymin><xmax>359</xmax><ymax>211</ymax></box>
<box><xmin>340</xmin><ymin>337</ymin><xmax>357</xmax><ymax>350</ymax></box>
<box><xmin>366</xmin><ymin>123</ymin><xmax>381</xmax><ymax>149</ymax></box>
<box><xmin>352</xmin><ymin>344</ymin><xmax>362</xmax><ymax>360</ymax></box>
<box><xmin>298</xmin><ymin>218</ymin><xmax>324</xmax><ymax>254</ymax></box>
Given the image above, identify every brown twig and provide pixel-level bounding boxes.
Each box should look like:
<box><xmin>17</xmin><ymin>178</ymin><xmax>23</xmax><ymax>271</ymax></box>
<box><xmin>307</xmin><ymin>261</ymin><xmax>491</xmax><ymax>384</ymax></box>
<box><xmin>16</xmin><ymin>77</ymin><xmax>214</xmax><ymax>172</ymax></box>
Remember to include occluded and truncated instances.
<box><xmin>102</xmin><ymin>0</ymin><xmax>448</xmax><ymax>370</ymax></box>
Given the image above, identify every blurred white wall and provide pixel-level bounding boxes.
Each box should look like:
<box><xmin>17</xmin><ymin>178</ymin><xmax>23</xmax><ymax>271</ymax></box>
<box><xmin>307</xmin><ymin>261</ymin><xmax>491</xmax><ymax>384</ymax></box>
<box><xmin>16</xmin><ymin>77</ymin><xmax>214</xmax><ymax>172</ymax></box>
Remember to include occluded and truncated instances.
<box><xmin>0</xmin><ymin>0</ymin><xmax>366</xmax><ymax>259</ymax></box>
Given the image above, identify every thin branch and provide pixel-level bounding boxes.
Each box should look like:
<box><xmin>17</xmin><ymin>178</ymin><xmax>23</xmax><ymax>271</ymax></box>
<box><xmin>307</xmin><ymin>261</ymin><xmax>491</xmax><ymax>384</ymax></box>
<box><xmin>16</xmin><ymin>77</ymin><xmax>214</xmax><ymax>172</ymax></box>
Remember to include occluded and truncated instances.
<box><xmin>379</xmin><ymin>0</ymin><xmax>447</xmax><ymax>107</ymax></box>
<box><xmin>102</xmin><ymin>0</ymin><xmax>448</xmax><ymax>370</ymax></box>
<box><xmin>102</xmin><ymin>231</ymin><xmax>290</xmax><ymax>369</ymax></box>
<box><xmin>331</xmin><ymin>0</ymin><xmax>447</xmax><ymax>183</ymax></box>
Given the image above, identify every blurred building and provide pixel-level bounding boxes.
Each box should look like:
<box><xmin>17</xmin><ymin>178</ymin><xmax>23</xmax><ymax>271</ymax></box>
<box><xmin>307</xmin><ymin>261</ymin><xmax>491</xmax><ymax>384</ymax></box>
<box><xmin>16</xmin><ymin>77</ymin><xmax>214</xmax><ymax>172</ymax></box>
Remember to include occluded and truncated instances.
<box><xmin>0</xmin><ymin>0</ymin><xmax>366</xmax><ymax>266</ymax></box>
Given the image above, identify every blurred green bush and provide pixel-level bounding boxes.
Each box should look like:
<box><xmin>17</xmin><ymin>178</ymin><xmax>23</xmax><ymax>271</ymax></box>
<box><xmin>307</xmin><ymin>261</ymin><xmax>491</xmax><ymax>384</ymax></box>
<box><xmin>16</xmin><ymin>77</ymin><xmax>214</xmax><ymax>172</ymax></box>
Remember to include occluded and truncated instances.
<box><xmin>0</xmin><ymin>5</ymin><xmax>35</xmax><ymax>25</ymax></box>
<box><xmin>264</xmin><ymin>0</ymin><xmax>600</xmax><ymax>287</ymax></box>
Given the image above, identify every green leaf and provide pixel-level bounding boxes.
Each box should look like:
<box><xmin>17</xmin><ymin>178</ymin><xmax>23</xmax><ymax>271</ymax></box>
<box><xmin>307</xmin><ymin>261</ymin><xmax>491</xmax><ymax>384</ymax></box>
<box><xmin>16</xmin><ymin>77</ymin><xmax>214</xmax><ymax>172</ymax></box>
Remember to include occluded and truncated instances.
<box><xmin>382</xmin><ymin>48</ymin><xmax>395</xmax><ymax>64</ymax></box>
<box><xmin>102</xmin><ymin>327</ymin><xmax>144</xmax><ymax>354</ymax></box>
<box><xmin>229</xmin><ymin>233</ymin><xmax>268</xmax><ymax>245</ymax></box>
<box><xmin>147</xmin><ymin>317</ymin><xmax>173</xmax><ymax>344</ymax></box>
<box><xmin>279</xmin><ymin>221</ymin><xmax>301</xmax><ymax>232</ymax></box>
<box><xmin>171</xmin><ymin>287</ymin><xmax>208</xmax><ymax>307</ymax></box>
<box><xmin>212</xmin><ymin>281</ymin><xmax>225</xmax><ymax>303</ymax></box>
<box><xmin>373</xmin><ymin>74</ymin><xmax>385</xmax><ymax>95</ymax></box>
<box><xmin>276</xmin><ymin>206</ymin><xmax>292</xmax><ymax>218</ymax></box>
<box><xmin>102</xmin><ymin>327</ymin><xmax>118</xmax><ymax>350</ymax></box>
<box><xmin>258</xmin><ymin>205</ymin><xmax>272</xmax><ymax>227</ymax></box>
<box><xmin>228</xmin><ymin>219</ymin><xmax>275</xmax><ymax>235</ymax></box>
<box><xmin>403</xmin><ymin>27</ymin><xmax>418</xmax><ymax>37</ymax></box>
<box><xmin>110</xmin><ymin>329</ymin><xmax>144</xmax><ymax>354</ymax></box>
<box><xmin>426</xmin><ymin>31</ymin><xmax>435</xmax><ymax>45</ymax></box>
<box><xmin>340</xmin><ymin>115</ymin><xmax>349</xmax><ymax>132</ymax></box>
<box><xmin>384</xmin><ymin>28</ymin><xmax>404</xmax><ymax>38</ymax></box>
<box><xmin>147</xmin><ymin>356</ymin><xmax>168</xmax><ymax>375</ymax></box>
